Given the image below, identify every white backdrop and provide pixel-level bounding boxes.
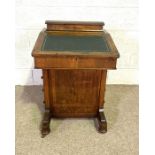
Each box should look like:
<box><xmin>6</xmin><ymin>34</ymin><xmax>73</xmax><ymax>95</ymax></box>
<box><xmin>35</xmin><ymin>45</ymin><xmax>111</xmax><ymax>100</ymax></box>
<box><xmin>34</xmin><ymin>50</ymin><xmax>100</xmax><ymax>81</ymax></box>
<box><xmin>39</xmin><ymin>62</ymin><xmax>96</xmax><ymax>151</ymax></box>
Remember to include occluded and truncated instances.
<box><xmin>15</xmin><ymin>0</ymin><xmax>138</xmax><ymax>85</ymax></box>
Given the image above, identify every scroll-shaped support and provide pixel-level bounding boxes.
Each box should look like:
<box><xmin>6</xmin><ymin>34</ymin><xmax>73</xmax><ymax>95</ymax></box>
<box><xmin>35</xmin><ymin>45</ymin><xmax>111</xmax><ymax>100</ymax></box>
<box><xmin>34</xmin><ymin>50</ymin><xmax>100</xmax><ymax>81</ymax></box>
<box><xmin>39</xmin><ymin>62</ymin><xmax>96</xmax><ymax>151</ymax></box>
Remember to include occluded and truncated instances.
<box><xmin>41</xmin><ymin>109</ymin><xmax>51</xmax><ymax>138</ymax></box>
<box><xmin>97</xmin><ymin>108</ymin><xmax>107</xmax><ymax>133</ymax></box>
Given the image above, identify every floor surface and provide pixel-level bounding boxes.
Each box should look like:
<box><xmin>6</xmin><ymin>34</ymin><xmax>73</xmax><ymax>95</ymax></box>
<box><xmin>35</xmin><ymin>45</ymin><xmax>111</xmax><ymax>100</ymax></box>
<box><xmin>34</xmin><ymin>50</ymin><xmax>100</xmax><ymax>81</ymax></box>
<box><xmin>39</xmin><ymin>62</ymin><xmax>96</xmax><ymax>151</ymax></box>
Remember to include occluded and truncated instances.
<box><xmin>16</xmin><ymin>85</ymin><xmax>139</xmax><ymax>155</ymax></box>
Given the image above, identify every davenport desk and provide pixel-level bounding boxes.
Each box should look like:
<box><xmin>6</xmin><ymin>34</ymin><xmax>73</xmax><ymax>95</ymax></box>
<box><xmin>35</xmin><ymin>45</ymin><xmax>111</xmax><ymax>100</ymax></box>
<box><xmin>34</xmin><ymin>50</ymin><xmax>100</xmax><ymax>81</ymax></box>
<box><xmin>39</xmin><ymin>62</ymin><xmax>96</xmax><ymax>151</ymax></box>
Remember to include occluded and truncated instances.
<box><xmin>32</xmin><ymin>20</ymin><xmax>119</xmax><ymax>137</ymax></box>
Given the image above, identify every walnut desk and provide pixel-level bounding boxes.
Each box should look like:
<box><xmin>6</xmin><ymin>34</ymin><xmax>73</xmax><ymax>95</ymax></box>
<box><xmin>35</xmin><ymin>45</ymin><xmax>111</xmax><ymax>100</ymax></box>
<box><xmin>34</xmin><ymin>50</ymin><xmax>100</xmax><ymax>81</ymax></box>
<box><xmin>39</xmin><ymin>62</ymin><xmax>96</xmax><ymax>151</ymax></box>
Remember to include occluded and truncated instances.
<box><xmin>32</xmin><ymin>20</ymin><xmax>119</xmax><ymax>137</ymax></box>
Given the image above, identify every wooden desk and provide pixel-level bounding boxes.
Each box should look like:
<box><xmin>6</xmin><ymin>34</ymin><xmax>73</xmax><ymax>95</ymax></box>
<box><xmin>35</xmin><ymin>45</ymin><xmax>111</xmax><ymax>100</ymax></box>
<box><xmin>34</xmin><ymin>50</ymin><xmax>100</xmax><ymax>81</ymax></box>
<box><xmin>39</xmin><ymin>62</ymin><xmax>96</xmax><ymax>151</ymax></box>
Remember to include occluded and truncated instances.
<box><xmin>32</xmin><ymin>20</ymin><xmax>119</xmax><ymax>137</ymax></box>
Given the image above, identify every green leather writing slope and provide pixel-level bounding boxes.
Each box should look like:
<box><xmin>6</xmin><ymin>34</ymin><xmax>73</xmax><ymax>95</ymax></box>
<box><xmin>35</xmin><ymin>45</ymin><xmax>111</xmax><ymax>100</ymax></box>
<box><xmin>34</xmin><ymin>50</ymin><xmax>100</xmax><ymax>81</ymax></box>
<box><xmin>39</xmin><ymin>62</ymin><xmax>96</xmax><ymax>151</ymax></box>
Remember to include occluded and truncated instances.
<box><xmin>41</xmin><ymin>35</ymin><xmax>110</xmax><ymax>52</ymax></box>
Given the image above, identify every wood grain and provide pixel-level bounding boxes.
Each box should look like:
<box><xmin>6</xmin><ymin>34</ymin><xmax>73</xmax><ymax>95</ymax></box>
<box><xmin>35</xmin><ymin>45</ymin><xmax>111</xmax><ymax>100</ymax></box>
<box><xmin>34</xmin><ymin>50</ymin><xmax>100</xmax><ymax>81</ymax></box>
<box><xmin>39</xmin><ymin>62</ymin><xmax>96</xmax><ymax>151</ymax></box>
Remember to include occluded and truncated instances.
<box><xmin>34</xmin><ymin>57</ymin><xmax>117</xmax><ymax>69</ymax></box>
<box><xmin>98</xmin><ymin>70</ymin><xmax>107</xmax><ymax>108</ymax></box>
<box><xmin>45</xmin><ymin>20</ymin><xmax>104</xmax><ymax>31</ymax></box>
<box><xmin>48</xmin><ymin>69</ymin><xmax>103</xmax><ymax>117</ymax></box>
<box><xmin>42</xmin><ymin>69</ymin><xmax>50</xmax><ymax>108</ymax></box>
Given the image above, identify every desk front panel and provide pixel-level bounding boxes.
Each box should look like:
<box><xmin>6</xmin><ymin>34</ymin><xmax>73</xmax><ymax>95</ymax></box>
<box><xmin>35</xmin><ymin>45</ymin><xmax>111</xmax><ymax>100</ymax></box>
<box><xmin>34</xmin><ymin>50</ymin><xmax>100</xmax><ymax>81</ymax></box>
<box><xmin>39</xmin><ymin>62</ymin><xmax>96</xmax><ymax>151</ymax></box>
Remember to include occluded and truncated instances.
<box><xmin>34</xmin><ymin>56</ymin><xmax>117</xmax><ymax>69</ymax></box>
<box><xmin>44</xmin><ymin>69</ymin><xmax>106</xmax><ymax>117</ymax></box>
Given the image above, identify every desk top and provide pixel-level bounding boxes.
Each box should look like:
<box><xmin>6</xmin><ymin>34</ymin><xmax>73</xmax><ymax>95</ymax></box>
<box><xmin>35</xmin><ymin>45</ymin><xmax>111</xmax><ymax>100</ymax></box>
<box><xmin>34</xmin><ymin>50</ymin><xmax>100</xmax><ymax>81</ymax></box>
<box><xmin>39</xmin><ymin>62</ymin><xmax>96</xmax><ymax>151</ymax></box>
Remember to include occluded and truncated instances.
<box><xmin>32</xmin><ymin>20</ymin><xmax>120</xmax><ymax>72</ymax></box>
<box><xmin>32</xmin><ymin>21</ymin><xmax>119</xmax><ymax>69</ymax></box>
<box><xmin>32</xmin><ymin>29</ymin><xmax>119</xmax><ymax>58</ymax></box>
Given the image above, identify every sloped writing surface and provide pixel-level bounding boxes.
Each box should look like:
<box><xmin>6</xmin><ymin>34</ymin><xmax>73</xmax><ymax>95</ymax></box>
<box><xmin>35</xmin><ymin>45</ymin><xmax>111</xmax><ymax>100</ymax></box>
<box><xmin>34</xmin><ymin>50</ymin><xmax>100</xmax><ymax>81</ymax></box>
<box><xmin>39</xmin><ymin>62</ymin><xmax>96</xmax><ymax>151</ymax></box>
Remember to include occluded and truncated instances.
<box><xmin>41</xmin><ymin>34</ymin><xmax>110</xmax><ymax>52</ymax></box>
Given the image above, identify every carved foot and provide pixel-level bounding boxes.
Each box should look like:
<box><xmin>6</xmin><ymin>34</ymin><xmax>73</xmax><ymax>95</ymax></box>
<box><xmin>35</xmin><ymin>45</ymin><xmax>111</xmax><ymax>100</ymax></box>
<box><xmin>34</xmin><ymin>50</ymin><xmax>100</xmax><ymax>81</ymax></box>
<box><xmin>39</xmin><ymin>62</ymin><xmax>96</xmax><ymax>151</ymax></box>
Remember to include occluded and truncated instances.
<box><xmin>97</xmin><ymin>109</ymin><xmax>107</xmax><ymax>133</ymax></box>
<box><xmin>41</xmin><ymin>109</ymin><xmax>51</xmax><ymax>138</ymax></box>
